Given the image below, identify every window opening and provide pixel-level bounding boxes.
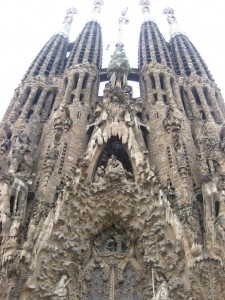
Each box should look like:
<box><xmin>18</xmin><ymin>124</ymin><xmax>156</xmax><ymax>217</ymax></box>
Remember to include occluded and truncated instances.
<box><xmin>215</xmin><ymin>201</ymin><xmax>220</xmax><ymax>218</ymax></box>
<box><xmin>73</xmin><ymin>73</ymin><xmax>79</xmax><ymax>90</ymax></box>
<box><xmin>10</xmin><ymin>196</ymin><xmax>15</xmax><ymax>214</ymax></box>
<box><xmin>32</xmin><ymin>87</ymin><xmax>43</xmax><ymax>105</ymax></box>
<box><xmin>82</xmin><ymin>73</ymin><xmax>89</xmax><ymax>89</ymax></box>
<box><xmin>159</xmin><ymin>74</ymin><xmax>165</xmax><ymax>90</ymax></box>
<box><xmin>203</xmin><ymin>87</ymin><xmax>212</xmax><ymax>106</ymax></box>
<box><xmin>150</xmin><ymin>74</ymin><xmax>156</xmax><ymax>89</ymax></box>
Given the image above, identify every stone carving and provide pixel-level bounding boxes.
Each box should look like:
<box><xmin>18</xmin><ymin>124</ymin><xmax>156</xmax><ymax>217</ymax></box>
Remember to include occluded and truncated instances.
<box><xmin>44</xmin><ymin>147</ymin><xmax>59</xmax><ymax>185</ymax></box>
<box><xmin>108</xmin><ymin>43</ymin><xmax>130</xmax><ymax>88</ymax></box>
<box><xmin>94</xmin><ymin>228</ymin><xmax>129</xmax><ymax>254</ymax></box>
<box><xmin>1</xmin><ymin>4</ymin><xmax>225</xmax><ymax>299</ymax></box>
<box><xmin>8</xmin><ymin>131</ymin><xmax>33</xmax><ymax>177</ymax></box>
<box><xmin>139</xmin><ymin>0</ymin><xmax>151</xmax><ymax>14</ymax></box>
<box><xmin>105</xmin><ymin>155</ymin><xmax>126</xmax><ymax>181</ymax></box>
<box><xmin>0</xmin><ymin>123</ymin><xmax>12</xmax><ymax>154</ymax></box>
<box><xmin>220</xmin><ymin>124</ymin><xmax>225</xmax><ymax>151</ymax></box>
<box><xmin>93</xmin><ymin>0</ymin><xmax>104</xmax><ymax>14</ymax></box>
<box><xmin>176</xmin><ymin>144</ymin><xmax>188</xmax><ymax>186</ymax></box>
<box><xmin>63</xmin><ymin>8</ymin><xmax>78</xmax><ymax>26</ymax></box>
<box><xmin>163</xmin><ymin>105</ymin><xmax>182</xmax><ymax>151</ymax></box>
<box><xmin>163</xmin><ymin>7</ymin><xmax>176</xmax><ymax>25</ymax></box>
<box><xmin>154</xmin><ymin>280</ymin><xmax>169</xmax><ymax>300</ymax></box>
<box><xmin>53</xmin><ymin>275</ymin><xmax>70</xmax><ymax>299</ymax></box>
<box><xmin>94</xmin><ymin>165</ymin><xmax>105</xmax><ymax>182</ymax></box>
<box><xmin>53</xmin><ymin>105</ymin><xmax>72</xmax><ymax>145</ymax></box>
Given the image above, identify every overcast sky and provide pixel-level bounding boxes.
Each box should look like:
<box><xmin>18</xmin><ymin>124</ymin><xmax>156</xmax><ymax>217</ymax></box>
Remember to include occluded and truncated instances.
<box><xmin>0</xmin><ymin>0</ymin><xmax>225</xmax><ymax>120</ymax></box>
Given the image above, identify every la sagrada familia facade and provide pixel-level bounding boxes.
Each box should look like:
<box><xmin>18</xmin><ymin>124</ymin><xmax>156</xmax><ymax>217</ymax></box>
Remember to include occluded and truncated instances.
<box><xmin>0</xmin><ymin>0</ymin><xmax>225</xmax><ymax>299</ymax></box>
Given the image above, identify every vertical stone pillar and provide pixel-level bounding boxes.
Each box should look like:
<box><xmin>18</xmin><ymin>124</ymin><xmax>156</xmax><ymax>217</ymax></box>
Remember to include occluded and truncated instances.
<box><xmin>34</xmin><ymin>89</ymin><xmax>48</xmax><ymax>115</ymax></box>
<box><xmin>63</xmin><ymin>77</ymin><xmax>74</xmax><ymax>105</ymax></box>
<box><xmin>154</xmin><ymin>74</ymin><xmax>163</xmax><ymax>102</ymax></box>
<box><xmin>196</xmin><ymin>87</ymin><xmax>213</xmax><ymax>120</ymax></box>
<box><xmin>186</xmin><ymin>87</ymin><xmax>200</xmax><ymax>117</ymax></box>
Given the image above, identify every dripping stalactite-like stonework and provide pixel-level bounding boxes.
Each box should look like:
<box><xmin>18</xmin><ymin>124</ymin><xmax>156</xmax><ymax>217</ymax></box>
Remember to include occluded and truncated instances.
<box><xmin>0</xmin><ymin>1</ymin><xmax>225</xmax><ymax>299</ymax></box>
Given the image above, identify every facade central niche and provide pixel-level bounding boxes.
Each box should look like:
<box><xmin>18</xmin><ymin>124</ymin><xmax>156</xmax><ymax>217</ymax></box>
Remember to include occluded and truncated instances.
<box><xmin>94</xmin><ymin>138</ymin><xmax>134</xmax><ymax>182</ymax></box>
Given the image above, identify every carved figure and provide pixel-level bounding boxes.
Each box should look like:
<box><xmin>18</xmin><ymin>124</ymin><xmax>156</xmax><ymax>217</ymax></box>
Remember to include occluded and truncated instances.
<box><xmin>94</xmin><ymin>165</ymin><xmax>105</xmax><ymax>182</ymax></box>
<box><xmin>53</xmin><ymin>275</ymin><xmax>70</xmax><ymax>299</ymax></box>
<box><xmin>105</xmin><ymin>155</ymin><xmax>125</xmax><ymax>180</ymax></box>
<box><xmin>53</xmin><ymin>105</ymin><xmax>72</xmax><ymax>144</ymax></box>
<box><xmin>8</xmin><ymin>131</ymin><xmax>32</xmax><ymax>175</ymax></box>
<box><xmin>155</xmin><ymin>280</ymin><xmax>168</xmax><ymax>299</ymax></box>
<box><xmin>139</xmin><ymin>0</ymin><xmax>151</xmax><ymax>14</ymax></box>
<box><xmin>0</xmin><ymin>123</ymin><xmax>12</xmax><ymax>154</ymax></box>
<box><xmin>44</xmin><ymin>147</ymin><xmax>59</xmax><ymax>185</ymax></box>
<box><xmin>93</xmin><ymin>0</ymin><xmax>104</xmax><ymax>14</ymax></box>
<box><xmin>9</xmin><ymin>216</ymin><xmax>21</xmax><ymax>238</ymax></box>
<box><xmin>108</xmin><ymin>43</ymin><xmax>130</xmax><ymax>88</ymax></box>
<box><xmin>63</xmin><ymin>8</ymin><xmax>78</xmax><ymax>25</ymax></box>
<box><xmin>163</xmin><ymin>7</ymin><xmax>176</xmax><ymax>25</ymax></box>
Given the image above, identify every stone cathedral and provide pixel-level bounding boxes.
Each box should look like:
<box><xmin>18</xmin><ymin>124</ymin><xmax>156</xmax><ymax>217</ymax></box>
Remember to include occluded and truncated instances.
<box><xmin>1</xmin><ymin>0</ymin><xmax>225</xmax><ymax>299</ymax></box>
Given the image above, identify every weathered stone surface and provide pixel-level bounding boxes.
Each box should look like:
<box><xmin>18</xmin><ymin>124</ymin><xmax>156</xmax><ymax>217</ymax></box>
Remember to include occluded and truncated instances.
<box><xmin>0</xmin><ymin>4</ymin><xmax>225</xmax><ymax>300</ymax></box>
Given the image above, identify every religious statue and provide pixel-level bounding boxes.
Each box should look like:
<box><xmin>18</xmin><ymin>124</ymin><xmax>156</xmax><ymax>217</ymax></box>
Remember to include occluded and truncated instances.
<box><xmin>94</xmin><ymin>165</ymin><xmax>105</xmax><ymax>182</ymax></box>
<box><xmin>163</xmin><ymin>8</ymin><xmax>176</xmax><ymax>25</ymax></box>
<box><xmin>118</xmin><ymin>7</ymin><xmax>129</xmax><ymax>33</ymax></box>
<box><xmin>93</xmin><ymin>0</ymin><xmax>104</xmax><ymax>14</ymax></box>
<box><xmin>0</xmin><ymin>123</ymin><xmax>12</xmax><ymax>154</ymax></box>
<box><xmin>53</xmin><ymin>275</ymin><xmax>70</xmax><ymax>299</ymax></box>
<box><xmin>8</xmin><ymin>131</ymin><xmax>32</xmax><ymax>175</ymax></box>
<box><xmin>53</xmin><ymin>104</ymin><xmax>72</xmax><ymax>145</ymax></box>
<box><xmin>61</xmin><ymin>7</ymin><xmax>78</xmax><ymax>37</ymax></box>
<box><xmin>63</xmin><ymin>8</ymin><xmax>78</xmax><ymax>25</ymax></box>
<box><xmin>155</xmin><ymin>280</ymin><xmax>168</xmax><ymax>299</ymax></box>
<box><xmin>139</xmin><ymin>0</ymin><xmax>151</xmax><ymax>14</ymax></box>
<box><xmin>105</xmin><ymin>155</ymin><xmax>126</xmax><ymax>180</ymax></box>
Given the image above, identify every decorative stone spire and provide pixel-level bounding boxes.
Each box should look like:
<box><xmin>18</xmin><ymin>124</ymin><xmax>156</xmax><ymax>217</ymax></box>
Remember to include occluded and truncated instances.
<box><xmin>163</xmin><ymin>7</ymin><xmax>185</xmax><ymax>38</ymax></box>
<box><xmin>92</xmin><ymin>0</ymin><xmax>104</xmax><ymax>22</ymax></box>
<box><xmin>117</xmin><ymin>7</ymin><xmax>129</xmax><ymax>44</ymax></box>
<box><xmin>107</xmin><ymin>43</ymin><xmax>130</xmax><ymax>88</ymax></box>
<box><xmin>139</xmin><ymin>0</ymin><xmax>153</xmax><ymax>22</ymax></box>
<box><xmin>60</xmin><ymin>8</ymin><xmax>78</xmax><ymax>38</ymax></box>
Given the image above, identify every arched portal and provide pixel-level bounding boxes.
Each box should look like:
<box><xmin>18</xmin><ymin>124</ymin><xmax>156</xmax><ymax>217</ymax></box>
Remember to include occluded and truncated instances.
<box><xmin>92</xmin><ymin>137</ymin><xmax>134</xmax><ymax>183</ymax></box>
<box><xmin>81</xmin><ymin>226</ymin><xmax>145</xmax><ymax>299</ymax></box>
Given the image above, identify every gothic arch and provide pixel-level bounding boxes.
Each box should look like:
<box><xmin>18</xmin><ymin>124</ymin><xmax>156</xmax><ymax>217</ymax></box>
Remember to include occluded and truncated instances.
<box><xmin>86</xmin><ymin>136</ymin><xmax>137</xmax><ymax>182</ymax></box>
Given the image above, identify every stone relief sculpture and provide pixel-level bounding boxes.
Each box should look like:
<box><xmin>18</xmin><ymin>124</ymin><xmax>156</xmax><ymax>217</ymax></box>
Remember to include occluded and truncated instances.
<box><xmin>53</xmin><ymin>275</ymin><xmax>70</xmax><ymax>299</ymax></box>
<box><xmin>154</xmin><ymin>281</ymin><xmax>169</xmax><ymax>300</ymax></box>
<box><xmin>105</xmin><ymin>155</ymin><xmax>126</xmax><ymax>181</ymax></box>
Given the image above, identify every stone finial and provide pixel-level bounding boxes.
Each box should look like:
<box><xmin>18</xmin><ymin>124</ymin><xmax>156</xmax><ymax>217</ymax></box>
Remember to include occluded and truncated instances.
<box><xmin>92</xmin><ymin>0</ymin><xmax>104</xmax><ymax>21</ymax></box>
<box><xmin>139</xmin><ymin>0</ymin><xmax>152</xmax><ymax>22</ymax></box>
<box><xmin>60</xmin><ymin>7</ymin><xmax>78</xmax><ymax>38</ymax></box>
<box><xmin>107</xmin><ymin>43</ymin><xmax>130</xmax><ymax>88</ymax></box>
<box><xmin>117</xmin><ymin>7</ymin><xmax>129</xmax><ymax>44</ymax></box>
<box><xmin>163</xmin><ymin>7</ymin><xmax>185</xmax><ymax>38</ymax></box>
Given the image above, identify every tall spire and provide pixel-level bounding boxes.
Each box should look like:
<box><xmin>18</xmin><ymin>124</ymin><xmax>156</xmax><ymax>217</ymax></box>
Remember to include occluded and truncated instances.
<box><xmin>92</xmin><ymin>0</ymin><xmax>104</xmax><ymax>22</ymax></box>
<box><xmin>59</xmin><ymin>7</ymin><xmax>78</xmax><ymax>38</ymax></box>
<box><xmin>139</xmin><ymin>0</ymin><xmax>153</xmax><ymax>22</ymax></box>
<box><xmin>163</xmin><ymin>7</ymin><xmax>185</xmax><ymax>38</ymax></box>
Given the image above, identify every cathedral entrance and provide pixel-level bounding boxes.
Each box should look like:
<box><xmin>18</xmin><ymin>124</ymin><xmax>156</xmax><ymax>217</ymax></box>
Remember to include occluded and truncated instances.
<box><xmin>80</xmin><ymin>227</ymin><xmax>147</xmax><ymax>299</ymax></box>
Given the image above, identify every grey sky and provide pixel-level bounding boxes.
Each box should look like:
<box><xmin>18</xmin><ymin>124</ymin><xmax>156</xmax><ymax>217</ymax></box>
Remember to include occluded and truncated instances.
<box><xmin>0</xmin><ymin>0</ymin><xmax>225</xmax><ymax>120</ymax></box>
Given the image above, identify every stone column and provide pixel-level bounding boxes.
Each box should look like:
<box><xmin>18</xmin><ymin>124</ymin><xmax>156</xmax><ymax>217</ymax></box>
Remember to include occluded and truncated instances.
<box><xmin>186</xmin><ymin>87</ymin><xmax>201</xmax><ymax>117</ymax></box>
<box><xmin>154</xmin><ymin>73</ymin><xmax>163</xmax><ymax>102</ymax></box>
<box><xmin>196</xmin><ymin>87</ymin><xmax>213</xmax><ymax>121</ymax></box>
<box><xmin>34</xmin><ymin>89</ymin><xmax>48</xmax><ymax>115</ymax></box>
